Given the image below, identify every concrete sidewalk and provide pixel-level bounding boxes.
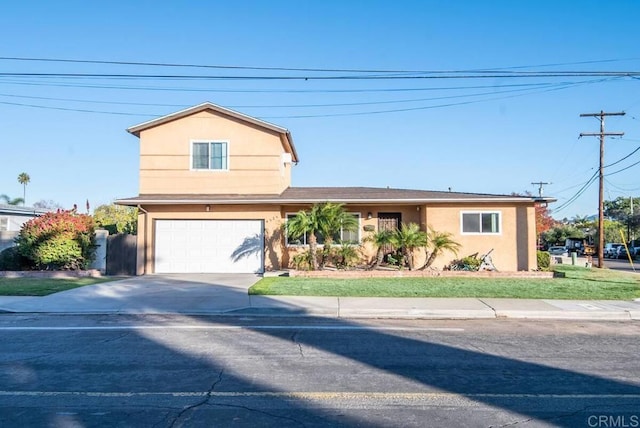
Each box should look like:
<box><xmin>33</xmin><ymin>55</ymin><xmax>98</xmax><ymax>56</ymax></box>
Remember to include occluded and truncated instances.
<box><xmin>0</xmin><ymin>274</ymin><xmax>639</xmax><ymax>320</ymax></box>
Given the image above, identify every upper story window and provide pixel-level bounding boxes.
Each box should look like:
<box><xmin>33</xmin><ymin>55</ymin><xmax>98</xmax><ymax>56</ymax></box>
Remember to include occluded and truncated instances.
<box><xmin>0</xmin><ymin>217</ymin><xmax>8</xmax><ymax>231</ymax></box>
<box><xmin>285</xmin><ymin>213</ymin><xmax>361</xmax><ymax>246</ymax></box>
<box><xmin>192</xmin><ymin>141</ymin><xmax>228</xmax><ymax>171</ymax></box>
<box><xmin>461</xmin><ymin>211</ymin><xmax>501</xmax><ymax>234</ymax></box>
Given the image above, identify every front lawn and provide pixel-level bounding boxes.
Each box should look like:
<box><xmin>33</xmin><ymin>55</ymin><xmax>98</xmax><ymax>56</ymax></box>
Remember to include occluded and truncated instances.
<box><xmin>0</xmin><ymin>277</ymin><xmax>116</xmax><ymax>296</ymax></box>
<box><xmin>249</xmin><ymin>265</ymin><xmax>640</xmax><ymax>300</ymax></box>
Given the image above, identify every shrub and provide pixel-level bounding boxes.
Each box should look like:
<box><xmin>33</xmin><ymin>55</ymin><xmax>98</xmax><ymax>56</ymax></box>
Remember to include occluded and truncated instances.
<box><xmin>537</xmin><ymin>250</ymin><xmax>551</xmax><ymax>271</ymax></box>
<box><xmin>446</xmin><ymin>255</ymin><xmax>482</xmax><ymax>271</ymax></box>
<box><xmin>333</xmin><ymin>244</ymin><xmax>361</xmax><ymax>269</ymax></box>
<box><xmin>15</xmin><ymin>210</ymin><xmax>96</xmax><ymax>270</ymax></box>
<box><xmin>291</xmin><ymin>250</ymin><xmax>314</xmax><ymax>271</ymax></box>
<box><xmin>0</xmin><ymin>246</ymin><xmax>29</xmax><ymax>271</ymax></box>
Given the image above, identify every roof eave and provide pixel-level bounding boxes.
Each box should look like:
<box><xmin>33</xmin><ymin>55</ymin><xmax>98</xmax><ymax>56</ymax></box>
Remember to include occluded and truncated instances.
<box><xmin>116</xmin><ymin>197</ymin><xmax>540</xmax><ymax>206</ymax></box>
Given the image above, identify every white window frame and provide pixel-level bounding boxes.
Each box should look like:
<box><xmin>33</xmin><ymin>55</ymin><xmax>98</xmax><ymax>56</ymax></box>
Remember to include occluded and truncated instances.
<box><xmin>285</xmin><ymin>212</ymin><xmax>361</xmax><ymax>247</ymax></box>
<box><xmin>190</xmin><ymin>140</ymin><xmax>230</xmax><ymax>171</ymax></box>
<box><xmin>0</xmin><ymin>216</ymin><xmax>7</xmax><ymax>231</ymax></box>
<box><xmin>460</xmin><ymin>211</ymin><xmax>502</xmax><ymax>235</ymax></box>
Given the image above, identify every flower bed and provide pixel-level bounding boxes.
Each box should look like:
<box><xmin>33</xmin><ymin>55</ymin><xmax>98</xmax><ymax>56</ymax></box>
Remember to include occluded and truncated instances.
<box><xmin>289</xmin><ymin>269</ymin><xmax>553</xmax><ymax>279</ymax></box>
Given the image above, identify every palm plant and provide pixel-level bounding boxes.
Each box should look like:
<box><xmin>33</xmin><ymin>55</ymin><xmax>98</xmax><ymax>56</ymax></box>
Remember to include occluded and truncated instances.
<box><xmin>0</xmin><ymin>194</ymin><xmax>25</xmax><ymax>205</ymax></box>
<box><xmin>364</xmin><ymin>228</ymin><xmax>395</xmax><ymax>267</ymax></box>
<box><xmin>391</xmin><ymin>222</ymin><xmax>428</xmax><ymax>270</ymax></box>
<box><xmin>286</xmin><ymin>204</ymin><xmax>325</xmax><ymax>270</ymax></box>
<box><xmin>286</xmin><ymin>202</ymin><xmax>359</xmax><ymax>270</ymax></box>
<box><xmin>17</xmin><ymin>172</ymin><xmax>30</xmax><ymax>206</ymax></box>
<box><xmin>317</xmin><ymin>203</ymin><xmax>358</xmax><ymax>267</ymax></box>
<box><xmin>422</xmin><ymin>227</ymin><xmax>461</xmax><ymax>269</ymax></box>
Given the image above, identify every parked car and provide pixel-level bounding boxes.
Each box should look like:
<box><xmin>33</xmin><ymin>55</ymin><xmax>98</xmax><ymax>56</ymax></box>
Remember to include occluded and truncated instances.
<box><xmin>604</xmin><ymin>243</ymin><xmax>623</xmax><ymax>258</ymax></box>
<box><xmin>615</xmin><ymin>246</ymin><xmax>632</xmax><ymax>259</ymax></box>
<box><xmin>548</xmin><ymin>246</ymin><xmax>569</xmax><ymax>256</ymax></box>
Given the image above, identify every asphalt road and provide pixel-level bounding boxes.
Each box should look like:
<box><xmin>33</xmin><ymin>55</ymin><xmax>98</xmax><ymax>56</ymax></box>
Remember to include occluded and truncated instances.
<box><xmin>0</xmin><ymin>315</ymin><xmax>638</xmax><ymax>427</ymax></box>
<box><xmin>599</xmin><ymin>256</ymin><xmax>639</xmax><ymax>273</ymax></box>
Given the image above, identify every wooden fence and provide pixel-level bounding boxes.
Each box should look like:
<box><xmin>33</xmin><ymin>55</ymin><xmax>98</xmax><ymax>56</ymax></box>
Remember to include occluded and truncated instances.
<box><xmin>106</xmin><ymin>234</ymin><xmax>137</xmax><ymax>276</ymax></box>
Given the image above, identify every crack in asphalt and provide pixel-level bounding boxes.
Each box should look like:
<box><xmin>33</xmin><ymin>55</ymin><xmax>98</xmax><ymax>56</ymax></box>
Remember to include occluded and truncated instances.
<box><xmin>98</xmin><ymin>331</ymin><xmax>131</xmax><ymax>344</ymax></box>
<box><xmin>291</xmin><ymin>331</ymin><xmax>305</xmax><ymax>358</ymax></box>
<box><xmin>492</xmin><ymin>405</ymin><xmax>599</xmax><ymax>427</ymax></box>
<box><xmin>206</xmin><ymin>402</ymin><xmax>307</xmax><ymax>427</ymax></box>
<box><xmin>168</xmin><ymin>369</ymin><xmax>224</xmax><ymax>428</ymax></box>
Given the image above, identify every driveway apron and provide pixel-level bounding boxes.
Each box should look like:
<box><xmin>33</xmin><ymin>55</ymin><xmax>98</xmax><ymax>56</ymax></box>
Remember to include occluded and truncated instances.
<box><xmin>0</xmin><ymin>274</ymin><xmax>259</xmax><ymax>314</ymax></box>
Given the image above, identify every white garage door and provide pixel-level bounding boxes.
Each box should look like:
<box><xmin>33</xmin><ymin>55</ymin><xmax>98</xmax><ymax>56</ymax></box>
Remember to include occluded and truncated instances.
<box><xmin>154</xmin><ymin>220</ymin><xmax>264</xmax><ymax>273</ymax></box>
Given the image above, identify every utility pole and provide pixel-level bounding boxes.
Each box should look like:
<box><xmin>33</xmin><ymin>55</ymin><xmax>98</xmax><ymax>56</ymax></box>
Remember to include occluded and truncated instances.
<box><xmin>580</xmin><ymin>110</ymin><xmax>625</xmax><ymax>268</ymax></box>
<box><xmin>531</xmin><ymin>181</ymin><xmax>551</xmax><ymax>198</ymax></box>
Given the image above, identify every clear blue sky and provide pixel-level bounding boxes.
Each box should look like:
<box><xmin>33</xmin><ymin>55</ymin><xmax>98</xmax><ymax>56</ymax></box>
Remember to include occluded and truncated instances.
<box><xmin>1</xmin><ymin>0</ymin><xmax>638</xmax><ymax>219</ymax></box>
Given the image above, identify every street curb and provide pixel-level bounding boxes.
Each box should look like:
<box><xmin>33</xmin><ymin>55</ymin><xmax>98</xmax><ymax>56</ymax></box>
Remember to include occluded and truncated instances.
<box><xmin>0</xmin><ymin>309</ymin><xmax>638</xmax><ymax>321</ymax></box>
<box><xmin>492</xmin><ymin>311</ymin><xmax>633</xmax><ymax>320</ymax></box>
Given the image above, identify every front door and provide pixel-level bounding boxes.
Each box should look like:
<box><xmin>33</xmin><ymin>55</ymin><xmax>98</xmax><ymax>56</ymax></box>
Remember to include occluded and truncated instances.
<box><xmin>378</xmin><ymin>212</ymin><xmax>402</xmax><ymax>256</ymax></box>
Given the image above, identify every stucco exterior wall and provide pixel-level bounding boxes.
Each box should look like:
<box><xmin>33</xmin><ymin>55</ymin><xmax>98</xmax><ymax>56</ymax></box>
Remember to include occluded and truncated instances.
<box><xmin>136</xmin><ymin>202</ymin><xmax>537</xmax><ymax>274</ymax></box>
<box><xmin>423</xmin><ymin>203</ymin><xmax>536</xmax><ymax>271</ymax></box>
<box><xmin>138</xmin><ymin>110</ymin><xmax>292</xmax><ymax>195</ymax></box>
<box><xmin>136</xmin><ymin>204</ymin><xmax>285</xmax><ymax>275</ymax></box>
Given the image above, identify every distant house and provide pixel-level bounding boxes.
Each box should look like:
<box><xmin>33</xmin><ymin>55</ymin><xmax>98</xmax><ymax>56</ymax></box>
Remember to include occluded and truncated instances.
<box><xmin>116</xmin><ymin>102</ymin><xmax>555</xmax><ymax>274</ymax></box>
<box><xmin>0</xmin><ymin>204</ymin><xmax>49</xmax><ymax>252</ymax></box>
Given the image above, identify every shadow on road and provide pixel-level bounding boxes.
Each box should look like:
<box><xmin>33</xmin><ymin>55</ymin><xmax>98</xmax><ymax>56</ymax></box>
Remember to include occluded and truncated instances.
<box><xmin>1</xmin><ymin>276</ymin><xmax>639</xmax><ymax>427</ymax></box>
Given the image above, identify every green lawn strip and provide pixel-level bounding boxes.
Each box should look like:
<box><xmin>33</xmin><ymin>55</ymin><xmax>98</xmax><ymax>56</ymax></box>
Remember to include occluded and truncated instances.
<box><xmin>0</xmin><ymin>277</ymin><xmax>117</xmax><ymax>296</ymax></box>
<box><xmin>250</xmin><ymin>266</ymin><xmax>640</xmax><ymax>300</ymax></box>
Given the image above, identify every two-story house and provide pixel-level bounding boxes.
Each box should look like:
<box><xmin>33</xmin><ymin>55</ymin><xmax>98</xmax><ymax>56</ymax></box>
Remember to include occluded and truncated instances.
<box><xmin>116</xmin><ymin>102</ymin><xmax>553</xmax><ymax>275</ymax></box>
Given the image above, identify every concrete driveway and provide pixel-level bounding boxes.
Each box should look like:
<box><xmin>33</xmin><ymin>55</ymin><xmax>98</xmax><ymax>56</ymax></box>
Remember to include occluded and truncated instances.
<box><xmin>0</xmin><ymin>274</ymin><xmax>261</xmax><ymax>314</ymax></box>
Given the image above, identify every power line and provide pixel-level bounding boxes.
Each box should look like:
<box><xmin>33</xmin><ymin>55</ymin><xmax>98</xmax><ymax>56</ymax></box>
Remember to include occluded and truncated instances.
<box><xmin>1</xmin><ymin>55</ymin><xmax>639</xmax><ymax>74</ymax></box>
<box><xmin>0</xmin><ymin>72</ymin><xmax>638</xmax><ymax>81</ymax></box>
<box><xmin>0</xmin><ymin>76</ymin><xmax>615</xmax><ymax>94</ymax></box>
<box><xmin>0</xmin><ymin>81</ymin><xmax>582</xmax><ymax>109</ymax></box>
<box><xmin>0</xmin><ymin>80</ymin><xmax>592</xmax><ymax>118</ymax></box>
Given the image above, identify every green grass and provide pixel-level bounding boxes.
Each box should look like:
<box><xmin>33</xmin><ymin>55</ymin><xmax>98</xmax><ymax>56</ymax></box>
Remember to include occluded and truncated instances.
<box><xmin>250</xmin><ymin>265</ymin><xmax>640</xmax><ymax>300</ymax></box>
<box><xmin>0</xmin><ymin>277</ymin><xmax>116</xmax><ymax>296</ymax></box>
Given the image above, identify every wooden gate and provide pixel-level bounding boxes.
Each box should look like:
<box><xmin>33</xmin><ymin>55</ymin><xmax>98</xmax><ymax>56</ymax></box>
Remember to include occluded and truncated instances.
<box><xmin>106</xmin><ymin>234</ymin><xmax>137</xmax><ymax>276</ymax></box>
<box><xmin>378</xmin><ymin>213</ymin><xmax>402</xmax><ymax>256</ymax></box>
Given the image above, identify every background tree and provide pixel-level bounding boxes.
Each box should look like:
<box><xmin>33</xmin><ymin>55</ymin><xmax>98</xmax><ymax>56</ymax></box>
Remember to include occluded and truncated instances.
<box><xmin>0</xmin><ymin>194</ymin><xmax>24</xmax><ymax>205</ymax></box>
<box><xmin>536</xmin><ymin>203</ymin><xmax>556</xmax><ymax>235</ymax></box>
<box><xmin>33</xmin><ymin>199</ymin><xmax>64</xmax><ymax>211</ymax></box>
<box><xmin>93</xmin><ymin>204</ymin><xmax>138</xmax><ymax>234</ymax></box>
<box><xmin>541</xmin><ymin>224</ymin><xmax>584</xmax><ymax>247</ymax></box>
<box><xmin>604</xmin><ymin>196</ymin><xmax>640</xmax><ymax>242</ymax></box>
<box><xmin>17</xmin><ymin>172</ymin><xmax>30</xmax><ymax>206</ymax></box>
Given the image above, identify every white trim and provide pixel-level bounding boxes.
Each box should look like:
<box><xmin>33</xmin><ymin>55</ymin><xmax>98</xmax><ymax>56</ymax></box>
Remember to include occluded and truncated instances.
<box><xmin>116</xmin><ymin>197</ymin><xmax>537</xmax><ymax>206</ymax></box>
<box><xmin>0</xmin><ymin>216</ymin><xmax>8</xmax><ymax>231</ymax></box>
<box><xmin>460</xmin><ymin>210</ymin><xmax>502</xmax><ymax>235</ymax></box>
<box><xmin>190</xmin><ymin>140</ymin><xmax>230</xmax><ymax>172</ymax></box>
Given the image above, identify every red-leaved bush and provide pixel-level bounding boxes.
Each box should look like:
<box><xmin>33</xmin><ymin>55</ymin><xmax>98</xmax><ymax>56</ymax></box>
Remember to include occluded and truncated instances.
<box><xmin>15</xmin><ymin>210</ymin><xmax>96</xmax><ymax>270</ymax></box>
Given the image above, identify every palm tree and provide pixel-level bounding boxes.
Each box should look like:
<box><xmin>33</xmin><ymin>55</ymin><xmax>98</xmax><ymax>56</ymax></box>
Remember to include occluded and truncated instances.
<box><xmin>317</xmin><ymin>202</ymin><xmax>358</xmax><ymax>268</ymax></box>
<box><xmin>391</xmin><ymin>223</ymin><xmax>428</xmax><ymax>270</ymax></box>
<box><xmin>286</xmin><ymin>202</ymin><xmax>359</xmax><ymax>270</ymax></box>
<box><xmin>17</xmin><ymin>172</ymin><xmax>30</xmax><ymax>206</ymax></box>
<box><xmin>0</xmin><ymin>194</ymin><xmax>25</xmax><ymax>205</ymax></box>
<box><xmin>422</xmin><ymin>227</ymin><xmax>461</xmax><ymax>269</ymax></box>
<box><xmin>364</xmin><ymin>228</ymin><xmax>395</xmax><ymax>268</ymax></box>
<box><xmin>286</xmin><ymin>204</ymin><xmax>325</xmax><ymax>270</ymax></box>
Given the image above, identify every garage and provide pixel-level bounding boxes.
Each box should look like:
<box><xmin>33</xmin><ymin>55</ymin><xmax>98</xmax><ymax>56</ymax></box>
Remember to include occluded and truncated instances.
<box><xmin>154</xmin><ymin>220</ymin><xmax>264</xmax><ymax>273</ymax></box>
